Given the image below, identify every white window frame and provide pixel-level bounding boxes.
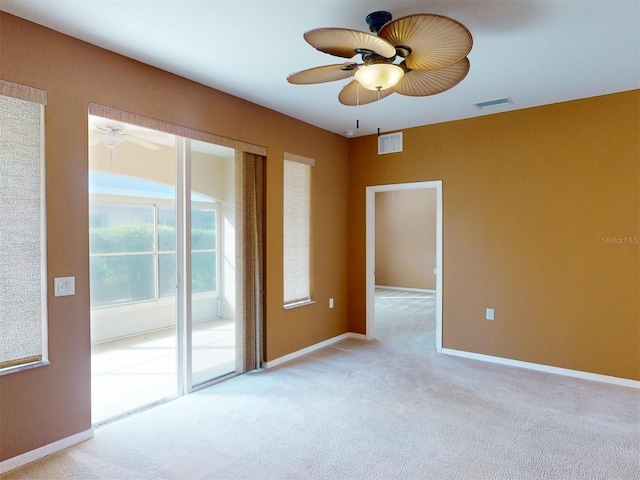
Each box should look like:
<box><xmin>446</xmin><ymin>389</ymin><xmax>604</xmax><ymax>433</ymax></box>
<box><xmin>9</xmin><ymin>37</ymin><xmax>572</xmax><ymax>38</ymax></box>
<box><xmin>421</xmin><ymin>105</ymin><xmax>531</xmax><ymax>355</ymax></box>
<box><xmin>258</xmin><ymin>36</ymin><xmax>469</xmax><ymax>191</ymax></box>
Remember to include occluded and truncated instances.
<box><xmin>88</xmin><ymin>196</ymin><xmax>220</xmax><ymax>310</ymax></box>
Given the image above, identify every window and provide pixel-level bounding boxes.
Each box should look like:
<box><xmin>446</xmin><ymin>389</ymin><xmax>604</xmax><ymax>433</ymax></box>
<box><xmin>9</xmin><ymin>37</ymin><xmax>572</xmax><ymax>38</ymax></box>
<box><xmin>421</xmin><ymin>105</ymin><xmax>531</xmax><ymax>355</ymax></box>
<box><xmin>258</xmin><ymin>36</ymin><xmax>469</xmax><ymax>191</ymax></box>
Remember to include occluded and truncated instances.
<box><xmin>89</xmin><ymin>203</ymin><xmax>156</xmax><ymax>307</ymax></box>
<box><xmin>283</xmin><ymin>153</ymin><xmax>314</xmax><ymax>307</ymax></box>
<box><xmin>191</xmin><ymin>207</ymin><xmax>218</xmax><ymax>294</ymax></box>
<box><xmin>89</xmin><ymin>200</ymin><xmax>218</xmax><ymax>309</ymax></box>
<box><xmin>0</xmin><ymin>80</ymin><xmax>48</xmax><ymax>374</ymax></box>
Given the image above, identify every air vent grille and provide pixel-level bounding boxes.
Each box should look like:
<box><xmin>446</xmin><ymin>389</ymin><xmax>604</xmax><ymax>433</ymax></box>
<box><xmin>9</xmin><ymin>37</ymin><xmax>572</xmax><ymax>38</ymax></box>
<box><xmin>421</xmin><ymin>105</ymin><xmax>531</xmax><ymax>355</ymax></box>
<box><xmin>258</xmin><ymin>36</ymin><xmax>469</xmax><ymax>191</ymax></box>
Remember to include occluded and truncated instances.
<box><xmin>474</xmin><ymin>97</ymin><xmax>513</xmax><ymax>109</ymax></box>
<box><xmin>378</xmin><ymin>132</ymin><xmax>403</xmax><ymax>155</ymax></box>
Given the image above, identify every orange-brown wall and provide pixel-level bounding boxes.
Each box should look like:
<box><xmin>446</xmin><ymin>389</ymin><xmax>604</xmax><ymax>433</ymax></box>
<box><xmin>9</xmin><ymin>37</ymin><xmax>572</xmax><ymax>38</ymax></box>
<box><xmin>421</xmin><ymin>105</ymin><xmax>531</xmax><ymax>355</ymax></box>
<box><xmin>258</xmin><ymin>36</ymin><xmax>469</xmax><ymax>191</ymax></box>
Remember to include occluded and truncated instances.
<box><xmin>375</xmin><ymin>190</ymin><xmax>436</xmax><ymax>289</ymax></box>
<box><xmin>349</xmin><ymin>90</ymin><xmax>640</xmax><ymax>381</ymax></box>
<box><xmin>0</xmin><ymin>13</ymin><xmax>349</xmax><ymax>461</ymax></box>
<box><xmin>2</xmin><ymin>10</ymin><xmax>639</xmax><ymax>467</ymax></box>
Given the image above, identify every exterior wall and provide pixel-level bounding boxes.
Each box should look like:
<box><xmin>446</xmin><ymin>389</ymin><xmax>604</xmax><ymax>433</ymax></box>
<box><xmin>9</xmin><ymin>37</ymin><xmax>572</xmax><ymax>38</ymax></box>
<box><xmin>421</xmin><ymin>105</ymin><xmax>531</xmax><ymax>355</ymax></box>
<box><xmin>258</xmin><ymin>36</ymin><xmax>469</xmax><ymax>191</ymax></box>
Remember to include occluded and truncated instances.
<box><xmin>0</xmin><ymin>13</ymin><xmax>349</xmax><ymax>462</ymax></box>
<box><xmin>90</xmin><ymin>295</ymin><xmax>217</xmax><ymax>343</ymax></box>
<box><xmin>375</xmin><ymin>189</ymin><xmax>437</xmax><ymax>290</ymax></box>
<box><xmin>349</xmin><ymin>89</ymin><xmax>640</xmax><ymax>381</ymax></box>
<box><xmin>89</xmin><ymin>128</ymin><xmax>229</xmax><ymax>202</ymax></box>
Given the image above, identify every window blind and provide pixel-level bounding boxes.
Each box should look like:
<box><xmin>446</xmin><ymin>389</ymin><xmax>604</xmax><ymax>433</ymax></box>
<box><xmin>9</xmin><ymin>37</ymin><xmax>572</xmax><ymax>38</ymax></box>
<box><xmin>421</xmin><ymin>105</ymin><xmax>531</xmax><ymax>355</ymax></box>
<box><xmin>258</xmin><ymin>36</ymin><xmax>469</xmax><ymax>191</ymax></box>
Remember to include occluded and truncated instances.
<box><xmin>283</xmin><ymin>153</ymin><xmax>314</xmax><ymax>306</ymax></box>
<box><xmin>0</xmin><ymin>80</ymin><xmax>48</xmax><ymax>372</ymax></box>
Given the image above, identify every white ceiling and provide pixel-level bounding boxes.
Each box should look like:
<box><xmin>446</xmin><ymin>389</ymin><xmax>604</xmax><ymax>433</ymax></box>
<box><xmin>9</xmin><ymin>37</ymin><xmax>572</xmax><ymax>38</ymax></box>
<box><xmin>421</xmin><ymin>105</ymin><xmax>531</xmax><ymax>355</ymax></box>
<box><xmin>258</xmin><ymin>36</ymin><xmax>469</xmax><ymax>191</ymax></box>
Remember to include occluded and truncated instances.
<box><xmin>2</xmin><ymin>0</ymin><xmax>639</xmax><ymax>137</ymax></box>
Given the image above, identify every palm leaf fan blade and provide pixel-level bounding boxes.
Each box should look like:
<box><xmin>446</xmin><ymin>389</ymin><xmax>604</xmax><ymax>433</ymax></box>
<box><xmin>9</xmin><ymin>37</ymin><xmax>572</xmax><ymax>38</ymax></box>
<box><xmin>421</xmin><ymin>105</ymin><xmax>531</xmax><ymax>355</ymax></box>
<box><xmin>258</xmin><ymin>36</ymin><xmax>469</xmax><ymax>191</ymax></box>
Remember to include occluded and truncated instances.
<box><xmin>304</xmin><ymin>28</ymin><xmax>396</xmax><ymax>59</ymax></box>
<box><xmin>287</xmin><ymin>64</ymin><xmax>357</xmax><ymax>84</ymax></box>
<box><xmin>378</xmin><ymin>14</ymin><xmax>472</xmax><ymax>71</ymax></box>
<box><xmin>392</xmin><ymin>57</ymin><xmax>470</xmax><ymax>97</ymax></box>
<box><xmin>338</xmin><ymin>80</ymin><xmax>393</xmax><ymax>106</ymax></box>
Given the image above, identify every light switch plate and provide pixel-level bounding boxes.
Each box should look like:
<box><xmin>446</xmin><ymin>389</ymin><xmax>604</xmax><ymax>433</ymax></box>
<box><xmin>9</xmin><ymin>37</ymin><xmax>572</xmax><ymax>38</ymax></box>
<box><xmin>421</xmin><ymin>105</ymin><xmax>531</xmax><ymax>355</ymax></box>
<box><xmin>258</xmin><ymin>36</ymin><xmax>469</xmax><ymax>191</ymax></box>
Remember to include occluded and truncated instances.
<box><xmin>54</xmin><ymin>276</ymin><xmax>75</xmax><ymax>297</ymax></box>
<box><xmin>486</xmin><ymin>308</ymin><xmax>494</xmax><ymax>321</ymax></box>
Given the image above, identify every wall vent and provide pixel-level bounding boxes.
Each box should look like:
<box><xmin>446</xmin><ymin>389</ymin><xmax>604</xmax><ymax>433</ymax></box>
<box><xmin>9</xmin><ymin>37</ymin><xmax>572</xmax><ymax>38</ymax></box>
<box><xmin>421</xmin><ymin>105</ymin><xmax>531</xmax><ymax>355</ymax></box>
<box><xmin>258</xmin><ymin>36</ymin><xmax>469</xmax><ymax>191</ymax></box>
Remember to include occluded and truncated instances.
<box><xmin>474</xmin><ymin>97</ymin><xmax>513</xmax><ymax>109</ymax></box>
<box><xmin>378</xmin><ymin>132</ymin><xmax>403</xmax><ymax>155</ymax></box>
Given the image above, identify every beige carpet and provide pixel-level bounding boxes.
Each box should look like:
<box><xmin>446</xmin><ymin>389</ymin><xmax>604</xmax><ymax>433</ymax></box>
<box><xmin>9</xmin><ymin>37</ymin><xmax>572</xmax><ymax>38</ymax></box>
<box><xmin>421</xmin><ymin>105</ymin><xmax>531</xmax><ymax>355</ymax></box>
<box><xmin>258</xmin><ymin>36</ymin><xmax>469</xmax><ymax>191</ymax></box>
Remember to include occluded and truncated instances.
<box><xmin>3</xmin><ymin>289</ymin><xmax>639</xmax><ymax>479</ymax></box>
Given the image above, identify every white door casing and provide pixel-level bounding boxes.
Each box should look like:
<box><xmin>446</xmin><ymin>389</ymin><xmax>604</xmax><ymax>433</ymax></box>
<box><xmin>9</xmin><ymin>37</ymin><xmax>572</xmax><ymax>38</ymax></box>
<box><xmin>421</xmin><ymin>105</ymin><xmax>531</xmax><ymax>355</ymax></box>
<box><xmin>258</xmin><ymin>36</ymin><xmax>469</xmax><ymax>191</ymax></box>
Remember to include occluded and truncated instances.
<box><xmin>365</xmin><ymin>181</ymin><xmax>443</xmax><ymax>351</ymax></box>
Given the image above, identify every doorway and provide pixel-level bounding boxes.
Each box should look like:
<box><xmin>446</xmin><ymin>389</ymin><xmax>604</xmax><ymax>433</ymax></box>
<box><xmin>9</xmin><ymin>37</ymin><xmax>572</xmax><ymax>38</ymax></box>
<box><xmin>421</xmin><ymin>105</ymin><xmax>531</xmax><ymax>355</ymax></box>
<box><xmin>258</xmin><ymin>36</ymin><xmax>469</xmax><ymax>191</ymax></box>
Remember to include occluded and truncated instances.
<box><xmin>365</xmin><ymin>181</ymin><xmax>443</xmax><ymax>351</ymax></box>
<box><xmin>88</xmin><ymin>114</ymin><xmax>238</xmax><ymax>423</ymax></box>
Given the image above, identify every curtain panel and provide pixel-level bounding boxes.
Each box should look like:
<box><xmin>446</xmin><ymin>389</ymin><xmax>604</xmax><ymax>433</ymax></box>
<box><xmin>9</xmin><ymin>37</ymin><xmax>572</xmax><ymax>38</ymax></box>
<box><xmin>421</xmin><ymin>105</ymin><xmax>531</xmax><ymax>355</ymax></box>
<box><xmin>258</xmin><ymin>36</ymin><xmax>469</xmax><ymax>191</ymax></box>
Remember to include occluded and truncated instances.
<box><xmin>235</xmin><ymin>151</ymin><xmax>265</xmax><ymax>371</ymax></box>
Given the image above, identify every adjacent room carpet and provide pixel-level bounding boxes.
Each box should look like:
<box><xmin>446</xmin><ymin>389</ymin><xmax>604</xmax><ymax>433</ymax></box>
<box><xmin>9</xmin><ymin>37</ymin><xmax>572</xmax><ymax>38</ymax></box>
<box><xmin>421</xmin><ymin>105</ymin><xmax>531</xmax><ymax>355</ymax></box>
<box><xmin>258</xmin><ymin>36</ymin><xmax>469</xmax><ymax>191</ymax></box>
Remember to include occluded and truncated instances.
<box><xmin>3</xmin><ymin>290</ymin><xmax>639</xmax><ymax>479</ymax></box>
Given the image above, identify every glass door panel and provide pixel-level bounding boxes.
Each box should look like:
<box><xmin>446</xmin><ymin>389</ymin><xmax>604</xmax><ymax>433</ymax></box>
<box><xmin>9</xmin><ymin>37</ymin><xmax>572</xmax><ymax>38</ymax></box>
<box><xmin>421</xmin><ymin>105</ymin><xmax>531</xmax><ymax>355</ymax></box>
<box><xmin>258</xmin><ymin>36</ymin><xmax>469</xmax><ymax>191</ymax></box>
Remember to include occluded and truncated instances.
<box><xmin>189</xmin><ymin>139</ymin><xmax>235</xmax><ymax>386</ymax></box>
<box><xmin>89</xmin><ymin>114</ymin><xmax>178</xmax><ymax>423</ymax></box>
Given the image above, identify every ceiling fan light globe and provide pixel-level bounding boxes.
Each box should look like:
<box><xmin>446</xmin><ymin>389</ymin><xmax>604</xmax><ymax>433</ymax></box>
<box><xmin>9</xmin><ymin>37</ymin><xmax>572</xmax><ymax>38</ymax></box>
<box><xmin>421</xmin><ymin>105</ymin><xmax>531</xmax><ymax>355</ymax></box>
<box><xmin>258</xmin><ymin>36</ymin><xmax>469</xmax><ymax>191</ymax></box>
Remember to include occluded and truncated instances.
<box><xmin>101</xmin><ymin>133</ymin><xmax>125</xmax><ymax>149</ymax></box>
<box><xmin>355</xmin><ymin>63</ymin><xmax>404</xmax><ymax>91</ymax></box>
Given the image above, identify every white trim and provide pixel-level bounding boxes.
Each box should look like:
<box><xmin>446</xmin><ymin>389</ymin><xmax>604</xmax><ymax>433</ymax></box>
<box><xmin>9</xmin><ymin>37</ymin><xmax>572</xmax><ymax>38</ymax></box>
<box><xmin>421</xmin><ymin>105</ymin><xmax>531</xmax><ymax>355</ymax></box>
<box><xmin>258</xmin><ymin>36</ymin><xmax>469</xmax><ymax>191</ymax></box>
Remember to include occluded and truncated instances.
<box><xmin>0</xmin><ymin>429</ymin><xmax>94</xmax><ymax>474</ymax></box>
<box><xmin>264</xmin><ymin>332</ymin><xmax>364</xmax><ymax>368</ymax></box>
<box><xmin>0</xmin><ymin>359</ymin><xmax>50</xmax><ymax>377</ymax></box>
<box><xmin>40</xmin><ymin>104</ymin><xmax>49</xmax><ymax>367</ymax></box>
<box><xmin>375</xmin><ymin>285</ymin><xmax>435</xmax><ymax>293</ymax></box>
<box><xmin>283</xmin><ymin>299</ymin><xmax>316</xmax><ymax>310</ymax></box>
<box><xmin>442</xmin><ymin>348</ymin><xmax>640</xmax><ymax>389</ymax></box>
<box><xmin>347</xmin><ymin>332</ymin><xmax>367</xmax><ymax>340</ymax></box>
<box><xmin>366</xmin><ymin>181</ymin><xmax>443</xmax><ymax>352</ymax></box>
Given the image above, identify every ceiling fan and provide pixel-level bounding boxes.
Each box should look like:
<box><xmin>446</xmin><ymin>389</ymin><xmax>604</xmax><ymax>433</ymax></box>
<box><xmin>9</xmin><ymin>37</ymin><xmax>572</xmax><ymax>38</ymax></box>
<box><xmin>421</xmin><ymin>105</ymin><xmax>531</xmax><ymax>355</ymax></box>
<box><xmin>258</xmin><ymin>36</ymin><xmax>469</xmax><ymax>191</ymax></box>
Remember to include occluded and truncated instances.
<box><xmin>89</xmin><ymin>123</ymin><xmax>161</xmax><ymax>150</ymax></box>
<box><xmin>287</xmin><ymin>11</ymin><xmax>472</xmax><ymax>106</ymax></box>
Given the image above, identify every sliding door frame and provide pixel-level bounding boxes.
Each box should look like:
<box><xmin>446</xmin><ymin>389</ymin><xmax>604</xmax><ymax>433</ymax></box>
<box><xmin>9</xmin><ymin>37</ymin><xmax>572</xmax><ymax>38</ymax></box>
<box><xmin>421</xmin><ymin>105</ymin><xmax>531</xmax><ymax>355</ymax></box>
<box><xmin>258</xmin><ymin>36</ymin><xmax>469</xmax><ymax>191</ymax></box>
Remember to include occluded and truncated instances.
<box><xmin>88</xmin><ymin>103</ymin><xmax>265</xmax><ymax>403</ymax></box>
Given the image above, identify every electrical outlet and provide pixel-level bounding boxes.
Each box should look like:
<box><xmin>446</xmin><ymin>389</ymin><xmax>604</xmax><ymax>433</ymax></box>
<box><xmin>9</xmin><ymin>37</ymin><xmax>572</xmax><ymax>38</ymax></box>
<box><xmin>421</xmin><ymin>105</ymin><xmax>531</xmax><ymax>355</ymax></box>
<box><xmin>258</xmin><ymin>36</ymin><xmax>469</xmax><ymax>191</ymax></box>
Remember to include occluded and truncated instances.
<box><xmin>329</xmin><ymin>298</ymin><xmax>334</xmax><ymax>309</ymax></box>
<box><xmin>486</xmin><ymin>308</ymin><xmax>494</xmax><ymax>321</ymax></box>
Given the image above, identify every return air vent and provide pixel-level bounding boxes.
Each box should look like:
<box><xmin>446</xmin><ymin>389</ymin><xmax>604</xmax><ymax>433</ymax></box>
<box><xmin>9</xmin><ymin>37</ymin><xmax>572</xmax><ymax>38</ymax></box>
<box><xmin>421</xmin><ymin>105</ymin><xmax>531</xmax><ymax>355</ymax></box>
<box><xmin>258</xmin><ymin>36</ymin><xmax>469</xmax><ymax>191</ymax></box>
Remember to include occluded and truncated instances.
<box><xmin>378</xmin><ymin>132</ymin><xmax>403</xmax><ymax>155</ymax></box>
<box><xmin>474</xmin><ymin>97</ymin><xmax>513</xmax><ymax>109</ymax></box>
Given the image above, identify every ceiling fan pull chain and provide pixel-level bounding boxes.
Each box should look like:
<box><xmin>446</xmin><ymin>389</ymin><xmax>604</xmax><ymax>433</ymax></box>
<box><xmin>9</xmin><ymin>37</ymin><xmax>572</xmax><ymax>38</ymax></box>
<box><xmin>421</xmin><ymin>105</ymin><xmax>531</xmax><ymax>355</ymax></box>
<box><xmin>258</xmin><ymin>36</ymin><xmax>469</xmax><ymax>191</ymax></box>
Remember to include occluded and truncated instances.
<box><xmin>377</xmin><ymin>89</ymin><xmax>381</xmax><ymax>136</ymax></box>
<box><xmin>356</xmin><ymin>84</ymin><xmax>360</xmax><ymax>129</ymax></box>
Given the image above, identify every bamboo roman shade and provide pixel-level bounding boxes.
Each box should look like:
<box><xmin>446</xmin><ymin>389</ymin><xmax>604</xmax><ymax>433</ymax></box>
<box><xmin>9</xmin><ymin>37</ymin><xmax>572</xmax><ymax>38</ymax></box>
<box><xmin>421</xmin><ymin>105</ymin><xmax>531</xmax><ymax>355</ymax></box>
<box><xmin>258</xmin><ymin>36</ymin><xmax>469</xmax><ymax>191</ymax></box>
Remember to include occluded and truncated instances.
<box><xmin>0</xmin><ymin>80</ymin><xmax>48</xmax><ymax>372</ymax></box>
<box><xmin>283</xmin><ymin>152</ymin><xmax>314</xmax><ymax>306</ymax></box>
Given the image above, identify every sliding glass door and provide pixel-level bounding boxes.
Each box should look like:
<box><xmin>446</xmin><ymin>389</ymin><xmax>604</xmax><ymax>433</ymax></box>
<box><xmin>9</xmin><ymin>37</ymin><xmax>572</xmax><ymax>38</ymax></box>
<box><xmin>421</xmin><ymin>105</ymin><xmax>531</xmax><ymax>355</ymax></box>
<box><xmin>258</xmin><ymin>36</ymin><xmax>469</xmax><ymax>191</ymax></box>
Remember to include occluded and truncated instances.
<box><xmin>89</xmin><ymin>116</ymin><xmax>237</xmax><ymax>423</ymax></box>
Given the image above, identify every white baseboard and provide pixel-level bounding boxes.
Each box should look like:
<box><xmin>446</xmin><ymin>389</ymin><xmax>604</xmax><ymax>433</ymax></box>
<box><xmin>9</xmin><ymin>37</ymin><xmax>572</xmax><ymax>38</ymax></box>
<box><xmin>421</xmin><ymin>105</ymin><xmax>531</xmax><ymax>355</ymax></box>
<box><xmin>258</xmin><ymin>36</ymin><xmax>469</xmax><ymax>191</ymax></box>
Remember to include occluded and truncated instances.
<box><xmin>265</xmin><ymin>336</ymin><xmax>640</xmax><ymax>389</ymax></box>
<box><xmin>375</xmin><ymin>285</ymin><xmax>435</xmax><ymax>293</ymax></box>
<box><xmin>0</xmin><ymin>428</ymin><xmax>94</xmax><ymax>474</ymax></box>
<box><xmin>442</xmin><ymin>348</ymin><xmax>640</xmax><ymax>389</ymax></box>
<box><xmin>347</xmin><ymin>332</ymin><xmax>367</xmax><ymax>340</ymax></box>
<box><xmin>264</xmin><ymin>332</ymin><xmax>365</xmax><ymax>369</ymax></box>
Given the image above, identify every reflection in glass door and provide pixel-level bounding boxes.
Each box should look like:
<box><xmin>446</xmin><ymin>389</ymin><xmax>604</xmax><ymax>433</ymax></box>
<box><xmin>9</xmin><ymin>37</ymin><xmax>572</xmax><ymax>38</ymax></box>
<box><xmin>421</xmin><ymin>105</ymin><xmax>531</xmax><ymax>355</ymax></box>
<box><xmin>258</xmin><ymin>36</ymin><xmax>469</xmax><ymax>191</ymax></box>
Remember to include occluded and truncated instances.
<box><xmin>188</xmin><ymin>139</ymin><xmax>236</xmax><ymax>387</ymax></box>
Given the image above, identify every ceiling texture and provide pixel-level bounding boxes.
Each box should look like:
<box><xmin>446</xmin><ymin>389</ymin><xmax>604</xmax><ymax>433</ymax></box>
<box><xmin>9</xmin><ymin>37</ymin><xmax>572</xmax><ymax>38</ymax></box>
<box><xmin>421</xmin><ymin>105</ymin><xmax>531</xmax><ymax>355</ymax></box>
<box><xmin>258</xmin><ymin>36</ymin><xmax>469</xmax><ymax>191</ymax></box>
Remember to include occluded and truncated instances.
<box><xmin>1</xmin><ymin>0</ymin><xmax>639</xmax><ymax>137</ymax></box>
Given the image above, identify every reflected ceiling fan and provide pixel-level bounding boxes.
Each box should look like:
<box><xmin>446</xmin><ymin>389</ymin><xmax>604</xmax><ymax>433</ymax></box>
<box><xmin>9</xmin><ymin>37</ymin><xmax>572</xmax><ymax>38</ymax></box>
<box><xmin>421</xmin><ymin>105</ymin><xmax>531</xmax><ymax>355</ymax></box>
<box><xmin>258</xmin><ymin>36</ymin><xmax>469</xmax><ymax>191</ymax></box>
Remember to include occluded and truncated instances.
<box><xmin>287</xmin><ymin>10</ymin><xmax>472</xmax><ymax>106</ymax></box>
<box><xmin>89</xmin><ymin>123</ymin><xmax>161</xmax><ymax>150</ymax></box>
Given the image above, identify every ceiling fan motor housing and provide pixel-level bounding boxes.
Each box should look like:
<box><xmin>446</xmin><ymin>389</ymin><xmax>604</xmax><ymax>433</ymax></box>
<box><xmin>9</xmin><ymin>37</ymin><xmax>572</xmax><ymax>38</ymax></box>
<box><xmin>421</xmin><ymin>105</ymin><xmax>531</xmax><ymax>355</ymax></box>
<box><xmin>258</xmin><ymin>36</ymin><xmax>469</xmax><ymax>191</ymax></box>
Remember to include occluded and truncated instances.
<box><xmin>366</xmin><ymin>11</ymin><xmax>392</xmax><ymax>34</ymax></box>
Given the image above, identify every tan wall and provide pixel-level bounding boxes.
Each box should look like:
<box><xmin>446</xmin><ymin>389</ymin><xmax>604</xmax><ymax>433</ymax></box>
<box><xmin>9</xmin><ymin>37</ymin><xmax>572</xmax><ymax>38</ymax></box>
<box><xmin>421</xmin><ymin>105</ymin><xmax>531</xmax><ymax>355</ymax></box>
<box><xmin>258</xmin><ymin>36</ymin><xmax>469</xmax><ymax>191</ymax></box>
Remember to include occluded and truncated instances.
<box><xmin>375</xmin><ymin>190</ymin><xmax>436</xmax><ymax>289</ymax></box>
<box><xmin>89</xmin><ymin>142</ymin><xmax>229</xmax><ymax>201</ymax></box>
<box><xmin>0</xmin><ymin>13</ymin><xmax>350</xmax><ymax>461</ymax></box>
<box><xmin>90</xmin><ymin>142</ymin><xmax>176</xmax><ymax>189</ymax></box>
<box><xmin>349</xmin><ymin>90</ymin><xmax>640</xmax><ymax>381</ymax></box>
<box><xmin>192</xmin><ymin>151</ymin><xmax>228</xmax><ymax>201</ymax></box>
